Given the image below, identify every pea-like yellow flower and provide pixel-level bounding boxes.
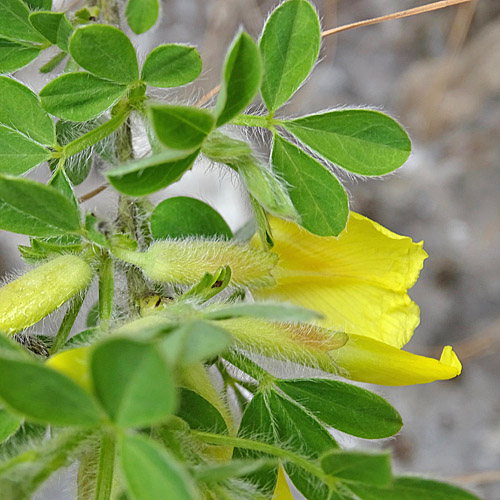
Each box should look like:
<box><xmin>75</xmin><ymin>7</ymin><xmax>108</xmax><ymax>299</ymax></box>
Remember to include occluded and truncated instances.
<box><xmin>112</xmin><ymin>212</ymin><xmax>461</xmax><ymax>385</ymax></box>
<box><xmin>255</xmin><ymin>213</ymin><xmax>425</xmax><ymax>348</ymax></box>
<box><xmin>251</xmin><ymin>213</ymin><xmax>461</xmax><ymax>385</ymax></box>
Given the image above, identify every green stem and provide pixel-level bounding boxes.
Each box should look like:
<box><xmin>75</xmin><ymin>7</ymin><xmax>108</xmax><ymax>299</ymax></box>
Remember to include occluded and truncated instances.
<box><xmin>50</xmin><ymin>291</ymin><xmax>87</xmax><ymax>355</ymax></box>
<box><xmin>230</xmin><ymin>114</ymin><xmax>278</xmax><ymax>128</ymax></box>
<box><xmin>98</xmin><ymin>253</ymin><xmax>114</xmax><ymax>328</ymax></box>
<box><xmin>111</xmin><ymin>246</ymin><xmax>146</xmax><ymax>268</ymax></box>
<box><xmin>94</xmin><ymin>433</ymin><xmax>116</xmax><ymax>500</ymax></box>
<box><xmin>62</xmin><ymin>108</ymin><xmax>130</xmax><ymax>158</ymax></box>
<box><xmin>221</xmin><ymin>352</ymin><xmax>270</xmax><ymax>383</ymax></box>
<box><xmin>40</xmin><ymin>51</ymin><xmax>67</xmax><ymax>73</ymax></box>
<box><xmin>191</xmin><ymin>431</ymin><xmax>326</xmax><ymax>482</ymax></box>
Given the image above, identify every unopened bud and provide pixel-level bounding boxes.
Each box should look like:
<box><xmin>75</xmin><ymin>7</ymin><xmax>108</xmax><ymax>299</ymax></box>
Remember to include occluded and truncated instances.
<box><xmin>114</xmin><ymin>240</ymin><xmax>278</xmax><ymax>288</ymax></box>
<box><xmin>220</xmin><ymin>317</ymin><xmax>347</xmax><ymax>372</ymax></box>
<box><xmin>0</xmin><ymin>255</ymin><xmax>92</xmax><ymax>335</ymax></box>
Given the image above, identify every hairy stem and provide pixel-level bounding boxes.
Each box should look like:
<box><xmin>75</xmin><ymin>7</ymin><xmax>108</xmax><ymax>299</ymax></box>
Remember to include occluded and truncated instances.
<box><xmin>94</xmin><ymin>433</ymin><xmax>115</xmax><ymax>500</ymax></box>
<box><xmin>50</xmin><ymin>291</ymin><xmax>87</xmax><ymax>355</ymax></box>
<box><xmin>98</xmin><ymin>254</ymin><xmax>114</xmax><ymax>329</ymax></box>
<box><xmin>62</xmin><ymin>109</ymin><xmax>130</xmax><ymax>158</ymax></box>
<box><xmin>191</xmin><ymin>431</ymin><xmax>326</xmax><ymax>483</ymax></box>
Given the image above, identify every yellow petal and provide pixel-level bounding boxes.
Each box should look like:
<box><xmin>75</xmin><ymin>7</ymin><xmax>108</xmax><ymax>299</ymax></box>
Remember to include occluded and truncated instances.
<box><xmin>46</xmin><ymin>346</ymin><xmax>92</xmax><ymax>391</ymax></box>
<box><xmin>273</xmin><ymin>466</ymin><xmax>294</xmax><ymax>500</ymax></box>
<box><xmin>254</xmin><ymin>213</ymin><xmax>427</xmax><ymax>348</ymax></box>
<box><xmin>330</xmin><ymin>334</ymin><xmax>462</xmax><ymax>385</ymax></box>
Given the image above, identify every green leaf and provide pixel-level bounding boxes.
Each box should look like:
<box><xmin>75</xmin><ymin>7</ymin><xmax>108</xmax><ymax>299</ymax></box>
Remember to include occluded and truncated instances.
<box><xmin>49</xmin><ymin>167</ymin><xmax>77</xmax><ymax>207</ymax></box>
<box><xmin>272</xmin><ymin>134</ymin><xmax>348</xmax><ymax>236</ymax></box>
<box><xmin>29</xmin><ymin>11</ymin><xmax>73</xmax><ymax>51</ymax></box>
<box><xmin>0</xmin><ymin>126</ymin><xmax>51</xmax><ymax>174</ymax></box>
<box><xmin>179</xmin><ymin>266</ymin><xmax>232</xmax><ymax>303</ymax></box>
<box><xmin>283</xmin><ymin>110</ymin><xmax>411</xmax><ymax>176</ymax></box>
<box><xmin>177</xmin><ymin>388</ymin><xmax>227</xmax><ymax>434</ymax></box>
<box><xmin>231</xmin><ymin>154</ymin><xmax>297</xmax><ymax>220</ymax></box>
<box><xmin>201</xmin><ymin>131</ymin><xmax>252</xmax><ymax>161</ymax></box>
<box><xmin>126</xmin><ymin>0</ymin><xmax>159</xmax><ymax>34</ymax></box>
<box><xmin>0</xmin><ymin>77</ymin><xmax>55</xmax><ymax>146</ymax></box>
<box><xmin>0</xmin><ymin>427</ymin><xmax>86</xmax><ymax>500</ymax></box>
<box><xmin>235</xmin><ymin>390</ymin><xmax>338</xmax><ymax>498</ymax></box>
<box><xmin>151</xmin><ymin>105</ymin><xmax>215</xmax><ymax>150</ymax></box>
<box><xmin>259</xmin><ymin>0</ymin><xmax>321</xmax><ymax>112</ymax></box>
<box><xmin>0</xmin><ymin>175</ymin><xmax>81</xmax><ymax>236</ymax></box>
<box><xmin>0</xmin><ymin>355</ymin><xmax>102</xmax><ymax>426</ymax></box>
<box><xmin>141</xmin><ymin>44</ymin><xmax>202</xmax><ymax>88</ymax></box>
<box><xmin>0</xmin><ymin>406</ymin><xmax>23</xmax><ymax>443</ymax></box>
<box><xmin>234</xmin><ymin>392</ymin><xmax>278</xmax><ymax>492</ymax></box>
<box><xmin>160</xmin><ymin>321</ymin><xmax>232</xmax><ymax>365</ymax></box>
<box><xmin>84</xmin><ymin>212</ymin><xmax>110</xmax><ymax>248</ymax></box>
<box><xmin>69</xmin><ymin>24</ymin><xmax>139</xmax><ymax>84</ymax></box>
<box><xmin>91</xmin><ymin>337</ymin><xmax>176</xmax><ymax>427</ymax></box>
<box><xmin>204</xmin><ymin>302</ymin><xmax>322</xmax><ymax>322</ymax></box>
<box><xmin>194</xmin><ymin>459</ymin><xmax>276</xmax><ymax>484</ymax></box>
<box><xmin>23</xmin><ymin>0</ymin><xmax>52</xmax><ymax>9</ymax></box>
<box><xmin>215</xmin><ymin>30</ymin><xmax>261</xmax><ymax>126</ymax></box>
<box><xmin>347</xmin><ymin>476</ymin><xmax>482</xmax><ymax>500</ymax></box>
<box><xmin>40</xmin><ymin>72</ymin><xmax>127</xmax><ymax>122</ymax></box>
<box><xmin>321</xmin><ymin>450</ymin><xmax>392</xmax><ymax>486</ymax></box>
<box><xmin>120</xmin><ymin>434</ymin><xmax>201</xmax><ymax>500</ymax></box>
<box><xmin>106</xmin><ymin>149</ymin><xmax>199</xmax><ymax>196</ymax></box>
<box><xmin>0</xmin><ymin>38</ymin><xmax>40</xmax><ymax>72</ymax></box>
<box><xmin>151</xmin><ymin>196</ymin><xmax>232</xmax><ymax>240</ymax></box>
<box><xmin>268</xmin><ymin>391</ymin><xmax>338</xmax><ymax>500</ymax></box>
<box><xmin>0</xmin><ymin>0</ymin><xmax>47</xmax><ymax>44</ymax></box>
<box><xmin>276</xmin><ymin>379</ymin><xmax>403</xmax><ymax>439</ymax></box>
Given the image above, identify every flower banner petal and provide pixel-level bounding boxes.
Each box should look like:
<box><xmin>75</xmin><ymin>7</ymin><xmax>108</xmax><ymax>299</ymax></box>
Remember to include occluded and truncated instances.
<box><xmin>254</xmin><ymin>213</ymin><xmax>428</xmax><ymax>348</ymax></box>
<box><xmin>330</xmin><ymin>334</ymin><xmax>462</xmax><ymax>386</ymax></box>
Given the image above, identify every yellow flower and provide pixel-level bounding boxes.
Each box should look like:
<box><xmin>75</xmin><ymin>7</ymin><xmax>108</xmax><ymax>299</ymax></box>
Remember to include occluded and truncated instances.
<box><xmin>249</xmin><ymin>213</ymin><xmax>461</xmax><ymax>385</ymax></box>
<box><xmin>255</xmin><ymin>213</ymin><xmax>425</xmax><ymax>348</ymax></box>
<box><xmin>46</xmin><ymin>345</ymin><xmax>92</xmax><ymax>391</ymax></box>
<box><xmin>112</xmin><ymin>212</ymin><xmax>461</xmax><ymax>385</ymax></box>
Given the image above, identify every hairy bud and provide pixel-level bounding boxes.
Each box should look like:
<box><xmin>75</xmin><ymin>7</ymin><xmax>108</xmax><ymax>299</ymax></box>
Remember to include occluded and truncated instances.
<box><xmin>114</xmin><ymin>240</ymin><xmax>278</xmax><ymax>288</ymax></box>
<box><xmin>0</xmin><ymin>255</ymin><xmax>92</xmax><ymax>335</ymax></box>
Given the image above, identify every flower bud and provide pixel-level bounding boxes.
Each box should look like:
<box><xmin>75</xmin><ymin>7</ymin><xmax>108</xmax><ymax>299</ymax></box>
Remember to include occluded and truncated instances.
<box><xmin>114</xmin><ymin>241</ymin><xmax>278</xmax><ymax>288</ymax></box>
<box><xmin>219</xmin><ymin>317</ymin><xmax>348</xmax><ymax>372</ymax></box>
<box><xmin>0</xmin><ymin>255</ymin><xmax>92</xmax><ymax>335</ymax></box>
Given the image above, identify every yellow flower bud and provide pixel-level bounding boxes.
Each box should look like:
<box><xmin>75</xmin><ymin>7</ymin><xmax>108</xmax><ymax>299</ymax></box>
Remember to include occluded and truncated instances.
<box><xmin>0</xmin><ymin>255</ymin><xmax>92</xmax><ymax>335</ymax></box>
<box><xmin>219</xmin><ymin>317</ymin><xmax>348</xmax><ymax>372</ymax></box>
<box><xmin>114</xmin><ymin>240</ymin><xmax>278</xmax><ymax>288</ymax></box>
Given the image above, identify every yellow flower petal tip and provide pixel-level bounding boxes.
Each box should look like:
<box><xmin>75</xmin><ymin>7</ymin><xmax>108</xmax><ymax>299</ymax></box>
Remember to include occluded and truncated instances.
<box><xmin>46</xmin><ymin>346</ymin><xmax>92</xmax><ymax>391</ymax></box>
<box><xmin>330</xmin><ymin>334</ymin><xmax>463</xmax><ymax>386</ymax></box>
<box><xmin>273</xmin><ymin>466</ymin><xmax>294</xmax><ymax>500</ymax></box>
<box><xmin>440</xmin><ymin>345</ymin><xmax>462</xmax><ymax>375</ymax></box>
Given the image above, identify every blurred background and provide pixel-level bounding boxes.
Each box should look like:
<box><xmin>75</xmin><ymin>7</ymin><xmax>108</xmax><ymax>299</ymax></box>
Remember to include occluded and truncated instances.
<box><xmin>1</xmin><ymin>1</ymin><xmax>499</xmax><ymax>499</ymax></box>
